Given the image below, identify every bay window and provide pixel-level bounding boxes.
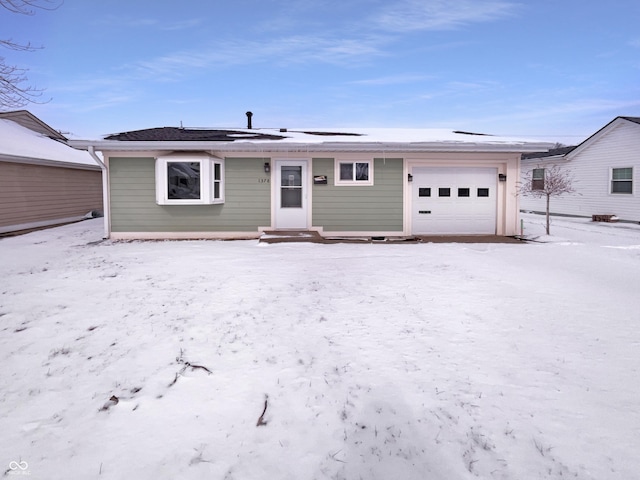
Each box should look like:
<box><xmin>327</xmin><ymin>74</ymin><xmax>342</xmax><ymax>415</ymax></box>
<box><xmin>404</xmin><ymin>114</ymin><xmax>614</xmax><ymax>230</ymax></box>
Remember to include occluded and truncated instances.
<box><xmin>155</xmin><ymin>155</ymin><xmax>224</xmax><ymax>205</ymax></box>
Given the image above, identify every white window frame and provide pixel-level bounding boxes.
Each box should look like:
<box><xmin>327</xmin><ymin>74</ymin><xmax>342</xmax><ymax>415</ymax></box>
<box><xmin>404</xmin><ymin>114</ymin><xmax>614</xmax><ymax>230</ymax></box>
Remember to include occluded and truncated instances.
<box><xmin>610</xmin><ymin>167</ymin><xmax>633</xmax><ymax>195</ymax></box>
<box><xmin>334</xmin><ymin>159</ymin><xmax>374</xmax><ymax>186</ymax></box>
<box><xmin>532</xmin><ymin>168</ymin><xmax>545</xmax><ymax>191</ymax></box>
<box><xmin>155</xmin><ymin>154</ymin><xmax>225</xmax><ymax>205</ymax></box>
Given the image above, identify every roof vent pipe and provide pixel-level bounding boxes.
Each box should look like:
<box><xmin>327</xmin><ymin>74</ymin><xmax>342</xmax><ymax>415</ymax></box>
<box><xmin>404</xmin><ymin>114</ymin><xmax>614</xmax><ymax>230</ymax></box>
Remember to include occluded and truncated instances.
<box><xmin>246</xmin><ymin>111</ymin><xmax>253</xmax><ymax>129</ymax></box>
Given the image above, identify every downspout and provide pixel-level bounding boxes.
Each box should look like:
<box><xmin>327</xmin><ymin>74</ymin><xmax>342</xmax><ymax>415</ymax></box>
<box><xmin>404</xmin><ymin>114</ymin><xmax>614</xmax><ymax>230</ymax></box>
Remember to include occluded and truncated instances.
<box><xmin>87</xmin><ymin>146</ymin><xmax>110</xmax><ymax>239</ymax></box>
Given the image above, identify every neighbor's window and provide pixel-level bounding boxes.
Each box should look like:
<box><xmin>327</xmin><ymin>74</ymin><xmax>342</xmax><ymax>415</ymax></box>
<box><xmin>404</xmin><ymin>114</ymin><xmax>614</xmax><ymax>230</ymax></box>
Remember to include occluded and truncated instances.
<box><xmin>335</xmin><ymin>160</ymin><xmax>373</xmax><ymax>185</ymax></box>
<box><xmin>611</xmin><ymin>167</ymin><xmax>633</xmax><ymax>194</ymax></box>
<box><xmin>532</xmin><ymin>168</ymin><xmax>545</xmax><ymax>190</ymax></box>
<box><xmin>156</xmin><ymin>155</ymin><xmax>224</xmax><ymax>205</ymax></box>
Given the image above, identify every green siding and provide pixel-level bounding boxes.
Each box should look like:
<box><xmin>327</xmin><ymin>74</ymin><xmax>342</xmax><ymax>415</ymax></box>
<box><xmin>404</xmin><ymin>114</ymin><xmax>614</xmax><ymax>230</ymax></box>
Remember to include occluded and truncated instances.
<box><xmin>109</xmin><ymin>157</ymin><xmax>271</xmax><ymax>232</ymax></box>
<box><xmin>312</xmin><ymin>158</ymin><xmax>403</xmax><ymax>232</ymax></box>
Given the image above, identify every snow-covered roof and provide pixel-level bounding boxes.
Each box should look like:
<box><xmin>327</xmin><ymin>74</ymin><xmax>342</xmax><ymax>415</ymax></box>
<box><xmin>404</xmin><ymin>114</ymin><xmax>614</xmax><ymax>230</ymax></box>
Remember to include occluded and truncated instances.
<box><xmin>70</xmin><ymin>126</ymin><xmax>554</xmax><ymax>153</ymax></box>
<box><xmin>235</xmin><ymin>127</ymin><xmax>546</xmax><ymax>145</ymax></box>
<box><xmin>0</xmin><ymin>119</ymin><xmax>100</xmax><ymax>170</ymax></box>
<box><xmin>0</xmin><ymin>110</ymin><xmax>67</xmax><ymax>141</ymax></box>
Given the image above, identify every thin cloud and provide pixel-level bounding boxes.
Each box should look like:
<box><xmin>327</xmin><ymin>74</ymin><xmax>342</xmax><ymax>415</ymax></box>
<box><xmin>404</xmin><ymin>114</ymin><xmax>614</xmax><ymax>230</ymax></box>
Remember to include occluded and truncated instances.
<box><xmin>131</xmin><ymin>34</ymin><xmax>390</xmax><ymax>79</ymax></box>
<box><xmin>373</xmin><ymin>0</ymin><xmax>519</xmax><ymax>32</ymax></box>
<box><xmin>470</xmin><ymin>98</ymin><xmax>640</xmax><ymax>128</ymax></box>
<box><xmin>350</xmin><ymin>74</ymin><xmax>435</xmax><ymax>86</ymax></box>
<box><xmin>445</xmin><ymin>80</ymin><xmax>501</xmax><ymax>92</ymax></box>
<box><xmin>96</xmin><ymin>15</ymin><xmax>158</xmax><ymax>28</ymax></box>
<box><xmin>49</xmin><ymin>76</ymin><xmax>128</xmax><ymax>94</ymax></box>
<box><xmin>48</xmin><ymin>91</ymin><xmax>138</xmax><ymax>114</ymax></box>
<box><xmin>160</xmin><ymin>19</ymin><xmax>204</xmax><ymax>31</ymax></box>
<box><xmin>72</xmin><ymin>95</ymin><xmax>138</xmax><ymax>112</ymax></box>
<box><xmin>96</xmin><ymin>15</ymin><xmax>202</xmax><ymax>31</ymax></box>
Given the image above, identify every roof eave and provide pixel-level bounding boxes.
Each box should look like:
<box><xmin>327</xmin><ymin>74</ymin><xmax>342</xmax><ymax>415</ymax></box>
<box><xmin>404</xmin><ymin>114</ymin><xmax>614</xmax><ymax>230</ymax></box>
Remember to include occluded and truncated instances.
<box><xmin>0</xmin><ymin>153</ymin><xmax>102</xmax><ymax>171</ymax></box>
<box><xmin>521</xmin><ymin>154</ymin><xmax>567</xmax><ymax>162</ymax></box>
<box><xmin>566</xmin><ymin>116</ymin><xmax>640</xmax><ymax>159</ymax></box>
<box><xmin>68</xmin><ymin>140</ymin><xmax>553</xmax><ymax>154</ymax></box>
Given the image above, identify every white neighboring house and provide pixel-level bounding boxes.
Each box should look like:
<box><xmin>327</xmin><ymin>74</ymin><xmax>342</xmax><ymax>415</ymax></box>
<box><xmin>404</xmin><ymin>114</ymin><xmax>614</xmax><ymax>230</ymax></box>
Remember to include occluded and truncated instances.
<box><xmin>520</xmin><ymin>116</ymin><xmax>640</xmax><ymax>222</ymax></box>
<box><xmin>0</xmin><ymin>111</ymin><xmax>103</xmax><ymax>235</ymax></box>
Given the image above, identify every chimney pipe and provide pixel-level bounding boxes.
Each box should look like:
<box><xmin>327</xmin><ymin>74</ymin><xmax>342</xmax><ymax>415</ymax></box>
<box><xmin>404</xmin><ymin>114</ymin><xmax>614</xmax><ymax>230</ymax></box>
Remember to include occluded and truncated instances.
<box><xmin>246</xmin><ymin>111</ymin><xmax>253</xmax><ymax>129</ymax></box>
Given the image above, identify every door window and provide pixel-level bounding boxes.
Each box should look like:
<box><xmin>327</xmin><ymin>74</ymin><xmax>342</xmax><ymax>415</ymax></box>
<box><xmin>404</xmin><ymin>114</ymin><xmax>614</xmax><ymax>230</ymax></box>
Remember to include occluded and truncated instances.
<box><xmin>281</xmin><ymin>166</ymin><xmax>302</xmax><ymax>208</ymax></box>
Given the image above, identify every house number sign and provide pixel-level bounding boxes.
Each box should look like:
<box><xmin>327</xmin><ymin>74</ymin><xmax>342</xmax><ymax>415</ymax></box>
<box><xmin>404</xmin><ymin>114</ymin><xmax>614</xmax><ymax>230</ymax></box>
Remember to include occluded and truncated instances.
<box><xmin>258</xmin><ymin>178</ymin><xmax>270</xmax><ymax>183</ymax></box>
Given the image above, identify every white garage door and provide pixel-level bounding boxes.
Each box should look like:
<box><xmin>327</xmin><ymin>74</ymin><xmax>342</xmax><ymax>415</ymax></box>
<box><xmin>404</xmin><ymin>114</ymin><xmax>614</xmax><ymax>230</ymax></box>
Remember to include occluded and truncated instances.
<box><xmin>412</xmin><ymin>167</ymin><xmax>497</xmax><ymax>234</ymax></box>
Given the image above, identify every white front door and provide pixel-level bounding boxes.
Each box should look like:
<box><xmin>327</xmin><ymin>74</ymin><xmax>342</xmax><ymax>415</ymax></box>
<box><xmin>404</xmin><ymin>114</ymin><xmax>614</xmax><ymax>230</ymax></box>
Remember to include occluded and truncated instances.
<box><xmin>275</xmin><ymin>160</ymin><xmax>308</xmax><ymax>229</ymax></box>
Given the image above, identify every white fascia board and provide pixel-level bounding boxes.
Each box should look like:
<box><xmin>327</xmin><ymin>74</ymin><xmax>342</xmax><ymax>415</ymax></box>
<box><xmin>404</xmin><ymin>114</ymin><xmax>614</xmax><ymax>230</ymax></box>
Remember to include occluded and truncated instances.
<box><xmin>69</xmin><ymin>140</ymin><xmax>554</xmax><ymax>154</ymax></box>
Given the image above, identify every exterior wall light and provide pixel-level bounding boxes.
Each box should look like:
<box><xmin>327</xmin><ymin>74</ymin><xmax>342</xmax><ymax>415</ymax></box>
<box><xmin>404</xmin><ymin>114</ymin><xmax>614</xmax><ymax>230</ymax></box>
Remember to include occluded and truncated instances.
<box><xmin>264</xmin><ymin>162</ymin><xmax>271</xmax><ymax>173</ymax></box>
<box><xmin>499</xmin><ymin>173</ymin><xmax>507</xmax><ymax>182</ymax></box>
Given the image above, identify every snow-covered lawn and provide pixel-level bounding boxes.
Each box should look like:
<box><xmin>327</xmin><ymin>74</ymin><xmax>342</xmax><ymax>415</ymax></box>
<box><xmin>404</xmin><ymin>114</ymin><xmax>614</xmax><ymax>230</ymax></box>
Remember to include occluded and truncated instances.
<box><xmin>1</xmin><ymin>215</ymin><xmax>639</xmax><ymax>479</ymax></box>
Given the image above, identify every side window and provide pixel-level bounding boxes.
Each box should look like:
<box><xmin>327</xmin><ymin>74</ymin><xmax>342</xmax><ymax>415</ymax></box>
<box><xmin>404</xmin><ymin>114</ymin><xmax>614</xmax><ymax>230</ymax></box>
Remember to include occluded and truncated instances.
<box><xmin>611</xmin><ymin>167</ymin><xmax>633</xmax><ymax>194</ymax></box>
<box><xmin>212</xmin><ymin>160</ymin><xmax>224</xmax><ymax>202</ymax></box>
<box><xmin>532</xmin><ymin>168</ymin><xmax>545</xmax><ymax>190</ymax></box>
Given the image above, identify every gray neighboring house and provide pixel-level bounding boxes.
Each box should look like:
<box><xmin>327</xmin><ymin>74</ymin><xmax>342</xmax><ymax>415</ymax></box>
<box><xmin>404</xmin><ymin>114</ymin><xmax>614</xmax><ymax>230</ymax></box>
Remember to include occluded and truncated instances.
<box><xmin>520</xmin><ymin>116</ymin><xmax>640</xmax><ymax>222</ymax></box>
<box><xmin>0</xmin><ymin>111</ymin><xmax>102</xmax><ymax>234</ymax></box>
<box><xmin>70</xmin><ymin>121</ymin><xmax>552</xmax><ymax>240</ymax></box>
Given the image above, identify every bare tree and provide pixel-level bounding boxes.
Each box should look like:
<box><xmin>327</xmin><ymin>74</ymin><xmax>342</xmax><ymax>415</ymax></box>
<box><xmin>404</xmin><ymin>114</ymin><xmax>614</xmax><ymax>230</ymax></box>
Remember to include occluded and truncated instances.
<box><xmin>0</xmin><ymin>0</ymin><xmax>61</xmax><ymax>109</ymax></box>
<box><xmin>519</xmin><ymin>164</ymin><xmax>577</xmax><ymax>235</ymax></box>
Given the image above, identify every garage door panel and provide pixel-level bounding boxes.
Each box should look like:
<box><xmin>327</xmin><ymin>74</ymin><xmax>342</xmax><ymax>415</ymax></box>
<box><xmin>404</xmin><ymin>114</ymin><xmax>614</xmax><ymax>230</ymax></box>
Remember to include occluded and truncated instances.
<box><xmin>412</xmin><ymin>167</ymin><xmax>497</xmax><ymax>235</ymax></box>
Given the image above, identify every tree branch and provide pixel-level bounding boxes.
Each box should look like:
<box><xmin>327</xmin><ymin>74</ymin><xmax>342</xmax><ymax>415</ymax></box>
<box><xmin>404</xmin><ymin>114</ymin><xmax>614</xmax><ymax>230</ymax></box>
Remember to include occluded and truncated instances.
<box><xmin>518</xmin><ymin>163</ymin><xmax>577</xmax><ymax>235</ymax></box>
<box><xmin>0</xmin><ymin>39</ymin><xmax>41</xmax><ymax>52</ymax></box>
<box><xmin>0</xmin><ymin>0</ymin><xmax>62</xmax><ymax>15</ymax></box>
<box><xmin>0</xmin><ymin>58</ymin><xmax>47</xmax><ymax>108</ymax></box>
<box><xmin>0</xmin><ymin>0</ymin><xmax>60</xmax><ymax>108</ymax></box>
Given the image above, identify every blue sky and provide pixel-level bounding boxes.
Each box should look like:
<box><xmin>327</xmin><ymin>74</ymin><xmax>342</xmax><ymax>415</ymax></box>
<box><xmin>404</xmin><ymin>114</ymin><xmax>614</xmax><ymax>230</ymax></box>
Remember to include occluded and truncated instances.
<box><xmin>3</xmin><ymin>0</ymin><xmax>640</xmax><ymax>144</ymax></box>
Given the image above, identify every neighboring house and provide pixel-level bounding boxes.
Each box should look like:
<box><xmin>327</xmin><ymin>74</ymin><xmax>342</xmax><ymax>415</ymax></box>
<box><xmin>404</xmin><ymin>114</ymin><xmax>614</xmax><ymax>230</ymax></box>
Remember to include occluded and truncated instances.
<box><xmin>0</xmin><ymin>111</ymin><xmax>103</xmax><ymax>234</ymax></box>
<box><xmin>520</xmin><ymin>116</ymin><xmax>640</xmax><ymax>222</ymax></box>
<box><xmin>69</xmin><ymin>121</ymin><xmax>551</xmax><ymax>240</ymax></box>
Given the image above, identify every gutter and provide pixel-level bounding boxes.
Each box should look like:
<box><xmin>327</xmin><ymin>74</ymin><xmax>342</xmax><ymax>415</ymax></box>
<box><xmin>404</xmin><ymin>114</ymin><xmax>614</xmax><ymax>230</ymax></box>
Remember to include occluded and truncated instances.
<box><xmin>69</xmin><ymin>140</ymin><xmax>555</xmax><ymax>154</ymax></box>
<box><xmin>87</xmin><ymin>146</ymin><xmax>110</xmax><ymax>239</ymax></box>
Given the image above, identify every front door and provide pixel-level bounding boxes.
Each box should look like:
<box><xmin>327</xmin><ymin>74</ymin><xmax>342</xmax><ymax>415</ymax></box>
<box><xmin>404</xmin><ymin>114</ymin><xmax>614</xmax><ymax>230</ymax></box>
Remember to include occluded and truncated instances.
<box><xmin>275</xmin><ymin>160</ymin><xmax>308</xmax><ymax>229</ymax></box>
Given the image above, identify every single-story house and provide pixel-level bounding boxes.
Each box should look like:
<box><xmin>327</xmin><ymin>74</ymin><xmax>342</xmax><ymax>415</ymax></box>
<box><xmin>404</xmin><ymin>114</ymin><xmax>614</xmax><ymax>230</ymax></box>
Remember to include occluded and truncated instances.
<box><xmin>0</xmin><ymin>111</ymin><xmax>103</xmax><ymax>235</ymax></box>
<box><xmin>520</xmin><ymin>116</ymin><xmax>640</xmax><ymax>222</ymax></box>
<box><xmin>69</xmin><ymin>120</ymin><xmax>552</xmax><ymax>240</ymax></box>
